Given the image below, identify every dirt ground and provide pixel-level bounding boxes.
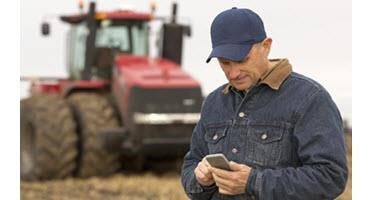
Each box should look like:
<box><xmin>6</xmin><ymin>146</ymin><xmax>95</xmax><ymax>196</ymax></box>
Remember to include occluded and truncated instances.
<box><xmin>21</xmin><ymin>172</ymin><xmax>188</xmax><ymax>200</ymax></box>
<box><xmin>21</xmin><ymin>159</ymin><xmax>189</xmax><ymax>200</ymax></box>
<box><xmin>21</xmin><ymin>134</ymin><xmax>352</xmax><ymax>200</ymax></box>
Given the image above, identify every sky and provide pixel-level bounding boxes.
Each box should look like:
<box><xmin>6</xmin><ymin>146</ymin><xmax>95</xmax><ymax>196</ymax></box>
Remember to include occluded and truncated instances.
<box><xmin>20</xmin><ymin>0</ymin><xmax>352</xmax><ymax>125</ymax></box>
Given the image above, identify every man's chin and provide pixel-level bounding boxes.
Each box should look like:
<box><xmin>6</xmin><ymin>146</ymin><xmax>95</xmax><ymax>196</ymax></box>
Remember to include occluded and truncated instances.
<box><xmin>231</xmin><ymin>84</ymin><xmax>251</xmax><ymax>91</ymax></box>
<box><xmin>233</xmin><ymin>85</ymin><xmax>250</xmax><ymax>91</ymax></box>
<box><xmin>231</xmin><ymin>78</ymin><xmax>253</xmax><ymax>91</ymax></box>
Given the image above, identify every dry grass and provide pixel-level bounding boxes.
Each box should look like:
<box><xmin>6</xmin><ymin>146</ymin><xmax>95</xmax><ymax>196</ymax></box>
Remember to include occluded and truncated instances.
<box><xmin>21</xmin><ymin>172</ymin><xmax>189</xmax><ymax>200</ymax></box>
<box><xmin>21</xmin><ymin>134</ymin><xmax>352</xmax><ymax>200</ymax></box>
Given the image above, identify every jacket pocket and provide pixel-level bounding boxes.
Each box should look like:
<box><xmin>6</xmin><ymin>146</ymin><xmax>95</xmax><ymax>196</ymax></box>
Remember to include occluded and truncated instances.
<box><xmin>245</xmin><ymin>122</ymin><xmax>286</xmax><ymax>166</ymax></box>
<box><xmin>204</xmin><ymin>123</ymin><xmax>229</xmax><ymax>154</ymax></box>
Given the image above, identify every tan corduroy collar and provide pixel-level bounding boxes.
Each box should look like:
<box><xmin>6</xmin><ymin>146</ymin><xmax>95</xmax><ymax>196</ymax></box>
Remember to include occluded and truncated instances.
<box><xmin>222</xmin><ymin>58</ymin><xmax>292</xmax><ymax>94</ymax></box>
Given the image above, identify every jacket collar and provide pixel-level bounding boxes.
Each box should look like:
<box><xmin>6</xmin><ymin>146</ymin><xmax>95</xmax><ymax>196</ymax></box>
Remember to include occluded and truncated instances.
<box><xmin>222</xmin><ymin>58</ymin><xmax>292</xmax><ymax>94</ymax></box>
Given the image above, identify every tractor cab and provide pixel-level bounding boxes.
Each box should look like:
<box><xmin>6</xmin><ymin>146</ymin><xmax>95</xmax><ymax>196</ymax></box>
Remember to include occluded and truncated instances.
<box><xmin>59</xmin><ymin>5</ymin><xmax>152</xmax><ymax>80</ymax></box>
<box><xmin>42</xmin><ymin>2</ymin><xmax>189</xmax><ymax>82</ymax></box>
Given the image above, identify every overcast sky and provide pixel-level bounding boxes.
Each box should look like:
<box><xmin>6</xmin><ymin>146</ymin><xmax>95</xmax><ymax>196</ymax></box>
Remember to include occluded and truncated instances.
<box><xmin>20</xmin><ymin>0</ymin><xmax>351</xmax><ymax>124</ymax></box>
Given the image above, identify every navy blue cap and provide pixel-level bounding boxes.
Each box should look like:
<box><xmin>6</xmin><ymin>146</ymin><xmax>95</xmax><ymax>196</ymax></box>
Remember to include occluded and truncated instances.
<box><xmin>206</xmin><ymin>7</ymin><xmax>266</xmax><ymax>63</ymax></box>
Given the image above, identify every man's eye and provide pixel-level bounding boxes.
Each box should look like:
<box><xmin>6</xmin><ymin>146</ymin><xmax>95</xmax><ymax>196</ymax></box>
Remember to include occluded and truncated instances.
<box><xmin>238</xmin><ymin>58</ymin><xmax>248</xmax><ymax>64</ymax></box>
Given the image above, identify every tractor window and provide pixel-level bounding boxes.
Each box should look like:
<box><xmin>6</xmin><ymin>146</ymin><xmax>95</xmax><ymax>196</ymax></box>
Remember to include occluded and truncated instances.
<box><xmin>69</xmin><ymin>23</ymin><xmax>88</xmax><ymax>80</ymax></box>
<box><xmin>96</xmin><ymin>26</ymin><xmax>130</xmax><ymax>52</ymax></box>
<box><xmin>132</xmin><ymin>24</ymin><xmax>148</xmax><ymax>56</ymax></box>
<box><xmin>95</xmin><ymin>20</ymin><xmax>148</xmax><ymax>56</ymax></box>
<box><xmin>67</xmin><ymin>20</ymin><xmax>149</xmax><ymax>80</ymax></box>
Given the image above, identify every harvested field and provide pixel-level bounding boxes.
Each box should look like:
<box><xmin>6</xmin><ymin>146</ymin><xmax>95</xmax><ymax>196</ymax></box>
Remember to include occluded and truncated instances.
<box><xmin>21</xmin><ymin>172</ymin><xmax>188</xmax><ymax>200</ymax></box>
<box><xmin>21</xmin><ymin>159</ymin><xmax>189</xmax><ymax>200</ymax></box>
<box><xmin>21</xmin><ymin>134</ymin><xmax>352</xmax><ymax>200</ymax></box>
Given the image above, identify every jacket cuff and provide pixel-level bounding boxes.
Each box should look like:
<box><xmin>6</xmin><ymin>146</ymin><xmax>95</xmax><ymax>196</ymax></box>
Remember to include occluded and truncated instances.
<box><xmin>188</xmin><ymin>172</ymin><xmax>217</xmax><ymax>193</ymax></box>
<box><xmin>185</xmin><ymin>173</ymin><xmax>217</xmax><ymax>200</ymax></box>
<box><xmin>246</xmin><ymin>168</ymin><xmax>263</xmax><ymax>199</ymax></box>
<box><xmin>200</xmin><ymin>183</ymin><xmax>217</xmax><ymax>191</ymax></box>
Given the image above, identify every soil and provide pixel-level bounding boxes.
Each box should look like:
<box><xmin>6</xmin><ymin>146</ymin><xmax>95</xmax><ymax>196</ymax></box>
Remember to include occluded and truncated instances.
<box><xmin>21</xmin><ymin>134</ymin><xmax>352</xmax><ymax>200</ymax></box>
<box><xmin>21</xmin><ymin>172</ymin><xmax>188</xmax><ymax>200</ymax></box>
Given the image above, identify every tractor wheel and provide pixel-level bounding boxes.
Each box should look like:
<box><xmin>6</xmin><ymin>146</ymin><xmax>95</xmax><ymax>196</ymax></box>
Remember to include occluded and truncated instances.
<box><xmin>68</xmin><ymin>92</ymin><xmax>121</xmax><ymax>178</ymax></box>
<box><xmin>20</xmin><ymin>94</ymin><xmax>78</xmax><ymax>181</ymax></box>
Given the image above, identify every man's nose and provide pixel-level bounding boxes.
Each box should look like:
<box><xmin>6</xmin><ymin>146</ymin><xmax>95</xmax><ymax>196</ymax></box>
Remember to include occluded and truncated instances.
<box><xmin>229</xmin><ymin>64</ymin><xmax>241</xmax><ymax>79</ymax></box>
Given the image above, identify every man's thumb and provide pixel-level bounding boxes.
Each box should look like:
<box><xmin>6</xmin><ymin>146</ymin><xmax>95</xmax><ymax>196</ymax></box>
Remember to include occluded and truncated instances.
<box><xmin>229</xmin><ymin>161</ymin><xmax>243</xmax><ymax>171</ymax></box>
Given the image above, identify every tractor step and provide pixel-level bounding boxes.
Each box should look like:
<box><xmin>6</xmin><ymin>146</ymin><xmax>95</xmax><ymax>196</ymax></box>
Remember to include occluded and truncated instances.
<box><xmin>99</xmin><ymin>127</ymin><xmax>129</xmax><ymax>153</ymax></box>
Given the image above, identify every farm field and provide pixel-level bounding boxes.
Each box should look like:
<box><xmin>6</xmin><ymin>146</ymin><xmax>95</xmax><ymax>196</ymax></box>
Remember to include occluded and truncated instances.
<box><xmin>21</xmin><ymin>134</ymin><xmax>352</xmax><ymax>200</ymax></box>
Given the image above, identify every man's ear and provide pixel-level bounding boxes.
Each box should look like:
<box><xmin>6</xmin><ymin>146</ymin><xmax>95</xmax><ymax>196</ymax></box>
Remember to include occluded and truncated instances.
<box><xmin>262</xmin><ymin>37</ymin><xmax>272</xmax><ymax>55</ymax></box>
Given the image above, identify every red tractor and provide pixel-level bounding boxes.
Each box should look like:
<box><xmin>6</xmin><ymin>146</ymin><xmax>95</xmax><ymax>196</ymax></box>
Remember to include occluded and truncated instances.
<box><xmin>20</xmin><ymin>2</ymin><xmax>203</xmax><ymax>180</ymax></box>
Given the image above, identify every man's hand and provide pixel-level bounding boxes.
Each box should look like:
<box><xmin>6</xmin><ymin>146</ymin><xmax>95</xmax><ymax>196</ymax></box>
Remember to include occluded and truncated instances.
<box><xmin>194</xmin><ymin>157</ymin><xmax>215</xmax><ymax>187</ymax></box>
<box><xmin>210</xmin><ymin>161</ymin><xmax>252</xmax><ymax>195</ymax></box>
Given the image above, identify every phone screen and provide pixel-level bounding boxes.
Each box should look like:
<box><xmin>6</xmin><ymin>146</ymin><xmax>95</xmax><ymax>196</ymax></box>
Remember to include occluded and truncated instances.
<box><xmin>205</xmin><ymin>153</ymin><xmax>231</xmax><ymax>171</ymax></box>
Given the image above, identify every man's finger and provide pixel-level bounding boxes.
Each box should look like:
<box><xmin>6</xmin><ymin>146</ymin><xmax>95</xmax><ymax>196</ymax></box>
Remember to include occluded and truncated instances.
<box><xmin>218</xmin><ymin>187</ymin><xmax>233</xmax><ymax>195</ymax></box>
<box><xmin>198</xmin><ymin>164</ymin><xmax>212</xmax><ymax>179</ymax></box>
<box><xmin>195</xmin><ymin>168</ymin><xmax>205</xmax><ymax>179</ymax></box>
<box><xmin>229</xmin><ymin>161</ymin><xmax>245</xmax><ymax>171</ymax></box>
<box><xmin>212</xmin><ymin>173</ymin><xmax>234</xmax><ymax>189</ymax></box>
<box><xmin>200</xmin><ymin>160</ymin><xmax>213</xmax><ymax>178</ymax></box>
<box><xmin>202</xmin><ymin>158</ymin><xmax>212</xmax><ymax>168</ymax></box>
<box><xmin>210</xmin><ymin>166</ymin><xmax>233</xmax><ymax>179</ymax></box>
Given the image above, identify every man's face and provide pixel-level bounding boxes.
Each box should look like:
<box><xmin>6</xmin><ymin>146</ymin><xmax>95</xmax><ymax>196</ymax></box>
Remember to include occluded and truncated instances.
<box><xmin>218</xmin><ymin>39</ymin><xmax>272</xmax><ymax>91</ymax></box>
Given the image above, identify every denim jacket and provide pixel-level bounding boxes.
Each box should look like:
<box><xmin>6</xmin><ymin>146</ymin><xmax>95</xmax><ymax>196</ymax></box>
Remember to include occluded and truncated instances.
<box><xmin>181</xmin><ymin>59</ymin><xmax>348</xmax><ymax>200</ymax></box>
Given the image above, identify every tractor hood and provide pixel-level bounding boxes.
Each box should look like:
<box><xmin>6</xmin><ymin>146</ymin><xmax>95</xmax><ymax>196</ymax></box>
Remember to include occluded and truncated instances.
<box><xmin>114</xmin><ymin>54</ymin><xmax>200</xmax><ymax>88</ymax></box>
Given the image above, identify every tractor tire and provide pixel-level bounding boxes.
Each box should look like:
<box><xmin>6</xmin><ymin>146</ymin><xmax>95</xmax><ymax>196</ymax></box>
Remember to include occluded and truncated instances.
<box><xmin>20</xmin><ymin>94</ymin><xmax>78</xmax><ymax>181</ymax></box>
<box><xmin>68</xmin><ymin>92</ymin><xmax>121</xmax><ymax>178</ymax></box>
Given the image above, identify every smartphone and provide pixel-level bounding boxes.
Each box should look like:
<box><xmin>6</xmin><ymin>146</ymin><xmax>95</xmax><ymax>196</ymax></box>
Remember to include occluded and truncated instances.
<box><xmin>205</xmin><ymin>153</ymin><xmax>231</xmax><ymax>171</ymax></box>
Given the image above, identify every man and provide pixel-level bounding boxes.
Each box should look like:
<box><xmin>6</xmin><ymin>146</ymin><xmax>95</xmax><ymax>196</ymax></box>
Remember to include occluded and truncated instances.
<box><xmin>181</xmin><ymin>7</ymin><xmax>348</xmax><ymax>200</ymax></box>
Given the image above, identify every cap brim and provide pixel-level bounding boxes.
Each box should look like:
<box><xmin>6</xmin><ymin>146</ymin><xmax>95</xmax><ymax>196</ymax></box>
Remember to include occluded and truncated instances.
<box><xmin>206</xmin><ymin>44</ymin><xmax>253</xmax><ymax>63</ymax></box>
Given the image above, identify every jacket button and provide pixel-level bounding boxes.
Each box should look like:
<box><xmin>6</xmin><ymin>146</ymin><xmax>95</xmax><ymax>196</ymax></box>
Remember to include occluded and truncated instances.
<box><xmin>261</xmin><ymin>133</ymin><xmax>268</xmax><ymax>140</ymax></box>
<box><xmin>232</xmin><ymin>148</ymin><xmax>238</xmax><ymax>154</ymax></box>
<box><xmin>238</xmin><ymin>112</ymin><xmax>245</xmax><ymax>118</ymax></box>
<box><xmin>213</xmin><ymin>134</ymin><xmax>218</xmax><ymax>140</ymax></box>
